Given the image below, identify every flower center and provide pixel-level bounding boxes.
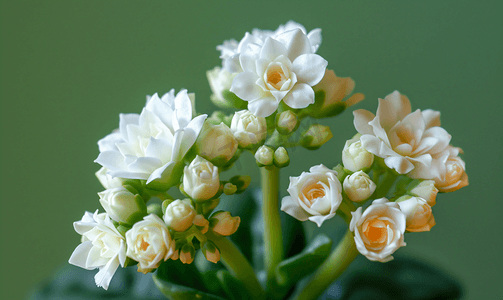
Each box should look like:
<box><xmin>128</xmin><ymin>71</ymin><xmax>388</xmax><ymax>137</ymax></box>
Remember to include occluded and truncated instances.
<box><xmin>362</xmin><ymin>218</ymin><xmax>394</xmax><ymax>250</ymax></box>
<box><xmin>303</xmin><ymin>182</ymin><xmax>326</xmax><ymax>205</ymax></box>
<box><xmin>266</xmin><ymin>64</ymin><xmax>288</xmax><ymax>90</ymax></box>
<box><xmin>140</xmin><ymin>238</ymin><xmax>150</xmax><ymax>251</ymax></box>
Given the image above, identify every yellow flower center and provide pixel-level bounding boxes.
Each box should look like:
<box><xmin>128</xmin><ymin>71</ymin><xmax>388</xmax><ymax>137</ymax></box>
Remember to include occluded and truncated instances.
<box><xmin>302</xmin><ymin>182</ymin><xmax>326</xmax><ymax>206</ymax></box>
<box><xmin>362</xmin><ymin>218</ymin><xmax>393</xmax><ymax>250</ymax></box>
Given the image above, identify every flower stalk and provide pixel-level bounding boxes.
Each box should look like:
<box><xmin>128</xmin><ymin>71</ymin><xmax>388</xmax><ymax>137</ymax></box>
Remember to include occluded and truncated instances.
<box><xmin>261</xmin><ymin>165</ymin><xmax>284</xmax><ymax>294</ymax></box>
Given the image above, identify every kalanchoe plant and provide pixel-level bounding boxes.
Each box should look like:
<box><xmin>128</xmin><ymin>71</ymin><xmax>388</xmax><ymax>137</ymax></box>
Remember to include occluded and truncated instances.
<box><xmin>69</xmin><ymin>21</ymin><xmax>469</xmax><ymax>300</ymax></box>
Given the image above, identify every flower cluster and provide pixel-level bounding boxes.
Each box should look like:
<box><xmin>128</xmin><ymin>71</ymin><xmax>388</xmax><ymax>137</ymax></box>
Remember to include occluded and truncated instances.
<box><xmin>70</xmin><ymin>21</ymin><xmax>468</xmax><ymax>298</ymax></box>
<box><xmin>281</xmin><ymin>91</ymin><xmax>468</xmax><ymax>262</ymax></box>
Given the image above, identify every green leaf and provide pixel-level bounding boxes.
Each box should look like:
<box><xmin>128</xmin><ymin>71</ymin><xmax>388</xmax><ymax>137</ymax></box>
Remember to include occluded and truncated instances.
<box><xmin>275</xmin><ymin>234</ymin><xmax>333</xmax><ymax>287</ymax></box>
<box><xmin>216</xmin><ymin>270</ymin><xmax>252</xmax><ymax>300</ymax></box>
<box><xmin>153</xmin><ymin>275</ymin><xmax>226</xmax><ymax>300</ymax></box>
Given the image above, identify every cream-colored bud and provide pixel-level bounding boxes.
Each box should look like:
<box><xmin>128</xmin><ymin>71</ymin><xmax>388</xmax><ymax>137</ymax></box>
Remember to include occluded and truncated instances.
<box><xmin>195</xmin><ymin>122</ymin><xmax>238</xmax><ymax>166</ymax></box>
<box><xmin>183</xmin><ymin>156</ymin><xmax>219</xmax><ymax>201</ymax></box>
<box><xmin>343</xmin><ymin>171</ymin><xmax>376</xmax><ymax>202</ymax></box>
<box><xmin>273</xmin><ymin>147</ymin><xmax>290</xmax><ymax>168</ymax></box>
<box><xmin>396</xmin><ymin>196</ymin><xmax>435</xmax><ymax>232</ymax></box>
<box><xmin>276</xmin><ymin>111</ymin><xmax>297</xmax><ymax>134</ymax></box>
<box><xmin>207</xmin><ymin>67</ymin><xmax>237</xmax><ymax>108</ymax></box>
<box><xmin>163</xmin><ymin>199</ymin><xmax>196</xmax><ymax>232</ymax></box>
<box><xmin>230</xmin><ymin>110</ymin><xmax>267</xmax><ymax>148</ymax></box>
<box><xmin>342</xmin><ymin>136</ymin><xmax>374</xmax><ymax>172</ymax></box>
<box><xmin>202</xmin><ymin>241</ymin><xmax>220</xmax><ymax>264</ymax></box>
<box><xmin>300</xmin><ymin>124</ymin><xmax>333</xmax><ymax>150</ymax></box>
<box><xmin>95</xmin><ymin>167</ymin><xmax>125</xmax><ymax>189</ymax></box>
<box><xmin>410</xmin><ymin>180</ymin><xmax>438</xmax><ymax>207</ymax></box>
<box><xmin>180</xmin><ymin>244</ymin><xmax>195</xmax><ymax>264</ymax></box>
<box><xmin>98</xmin><ymin>187</ymin><xmax>146</xmax><ymax>224</ymax></box>
<box><xmin>255</xmin><ymin>145</ymin><xmax>274</xmax><ymax>167</ymax></box>
<box><xmin>210</xmin><ymin>211</ymin><xmax>240</xmax><ymax>236</ymax></box>
<box><xmin>193</xmin><ymin>214</ymin><xmax>209</xmax><ymax>234</ymax></box>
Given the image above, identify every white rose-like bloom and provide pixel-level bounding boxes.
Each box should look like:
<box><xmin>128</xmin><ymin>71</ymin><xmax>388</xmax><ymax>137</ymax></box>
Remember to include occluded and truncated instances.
<box><xmin>397</xmin><ymin>196</ymin><xmax>436</xmax><ymax>232</ymax></box>
<box><xmin>126</xmin><ymin>214</ymin><xmax>175</xmax><ymax>274</ymax></box>
<box><xmin>410</xmin><ymin>180</ymin><xmax>438</xmax><ymax>207</ymax></box>
<box><xmin>342</xmin><ymin>136</ymin><xmax>374</xmax><ymax>172</ymax></box>
<box><xmin>95</xmin><ymin>89</ymin><xmax>207</xmax><ymax>186</ymax></box>
<box><xmin>343</xmin><ymin>171</ymin><xmax>376</xmax><ymax>202</ymax></box>
<box><xmin>281</xmin><ymin>164</ymin><xmax>343</xmax><ymax>227</ymax></box>
<box><xmin>434</xmin><ymin>146</ymin><xmax>469</xmax><ymax>192</ymax></box>
<box><xmin>163</xmin><ymin>199</ymin><xmax>196</xmax><ymax>232</ymax></box>
<box><xmin>218</xmin><ymin>21</ymin><xmax>321</xmax><ymax>73</ymax></box>
<box><xmin>98</xmin><ymin>186</ymin><xmax>146</xmax><ymax>224</ymax></box>
<box><xmin>69</xmin><ymin>211</ymin><xmax>126</xmax><ymax>290</ymax></box>
<box><xmin>183</xmin><ymin>156</ymin><xmax>219</xmax><ymax>201</ymax></box>
<box><xmin>350</xmin><ymin>198</ymin><xmax>406</xmax><ymax>262</ymax></box>
<box><xmin>353</xmin><ymin>91</ymin><xmax>452</xmax><ymax>180</ymax></box>
<box><xmin>230</xmin><ymin>110</ymin><xmax>267</xmax><ymax>148</ymax></box>
<box><xmin>96</xmin><ymin>167</ymin><xmax>124</xmax><ymax>189</ymax></box>
<box><xmin>230</xmin><ymin>29</ymin><xmax>328</xmax><ymax>117</ymax></box>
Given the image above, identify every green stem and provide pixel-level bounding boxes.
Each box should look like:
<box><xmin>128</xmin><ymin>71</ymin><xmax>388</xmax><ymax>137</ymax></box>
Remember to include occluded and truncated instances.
<box><xmin>261</xmin><ymin>166</ymin><xmax>283</xmax><ymax>294</ymax></box>
<box><xmin>293</xmin><ymin>229</ymin><xmax>358</xmax><ymax>300</ymax></box>
<box><xmin>211</xmin><ymin>235</ymin><xmax>265</xmax><ymax>300</ymax></box>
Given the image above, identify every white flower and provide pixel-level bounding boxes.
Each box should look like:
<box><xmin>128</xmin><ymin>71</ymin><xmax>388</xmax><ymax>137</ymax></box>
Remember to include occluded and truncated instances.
<box><xmin>218</xmin><ymin>21</ymin><xmax>322</xmax><ymax>73</ymax></box>
<box><xmin>342</xmin><ymin>136</ymin><xmax>374</xmax><ymax>172</ymax></box>
<box><xmin>343</xmin><ymin>171</ymin><xmax>376</xmax><ymax>202</ymax></box>
<box><xmin>183</xmin><ymin>156</ymin><xmax>219</xmax><ymax>201</ymax></box>
<box><xmin>207</xmin><ymin>66</ymin><xmax>236</xmax><ymax>106</ymax></box>
<box><xmin>210</xmin><ymin>211</ymin><xmax>241</xmax><ymax>236</ymax></box>
<box><xmin>163</xmin><ymin>199</ymin><xmax>196</xmax><ymax>232</ymax></box>
<box><xmin>281</xmin><ymin>164</ymin><xmax>343</xmax><ymax>227</ymax></box>
<box><xmin>125</xmin><ymin>214</ymin><xmax>175</xmax><ymax>274</ymax></box>
<box><xmin>350</xmin><ymin>198</ymin><xmax>406</xmax><ymax>262</ymax></box>
<box><xmin>229</xmin><ymin>29</ymin><xmax>328</xmax><ymax>117</ymax></box>
<box><xmin>434</xmin><ymin>146</ymin><xmax>469</xmax><ymax>192</ymax></box>
<box><xmin>95</xmin><ymin>89</ymin><xmax>207</xmax><ymax>187</ymax></box>
<box><xmin>195</xmin><ymin>122</ymin><xmax>238</xmax><ymax>165</ymax></box>
<box><xmin>98</xmin><ymin>187</ymin><xmax>146</xmax><ymax>224</ymax></box>
<box><xmin>410</xmin><ymin>180</ymin><xmax>438</xmax><ymax>207</ymax></box>
<box><xmin>353</xmin><ymin>91</ymin><xmax>452</xmax><ymax>180</ymax></box>
<box><xmin>69</xmin><ymin>211</ymin><xmax>126</xmax><ymax>290</ymax></box>
<box><xmin>96</xmin><ymin>167</ymin><xmax>124</xmax><ymax>189</ymax></box>
<box><xmin>396</xmin><ymin>196</ymin><xmax>436</xmax><ymax>232</ymax></box>
<box><xmin>230</xmin><ymin>110</ymin><xmax>267</xmax><ymax>148</ymax></box>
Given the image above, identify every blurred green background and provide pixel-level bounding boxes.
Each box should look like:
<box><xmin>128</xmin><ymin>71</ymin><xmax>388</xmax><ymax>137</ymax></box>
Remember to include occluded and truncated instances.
<box><xmin>1</xmin><ymin>0</ymin><xmax>502</xmax><ymax>299</ymax></box>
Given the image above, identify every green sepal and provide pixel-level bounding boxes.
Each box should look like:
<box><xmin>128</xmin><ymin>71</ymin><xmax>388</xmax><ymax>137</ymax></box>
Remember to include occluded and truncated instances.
<box><xmin>315</xmin><ymin>102</ymin><xmax>347</xmax><ymax>119</ymax></box>
<box><xmin>121</xmin><ymin>179</ymin><xmax>142</xmax><ymax>193</ymax></box>
<box><xmin>216</xmin><ymin>270</ymin><xmax>252</xmax><ymax>300</ymax></box>
<box><xmin>145</xmin><ymin>161</ymin><xmax>185</xmax><ymax>191</ymax></box>
<box><xmin>147</xmin><ymin>202</ymin><xmax>163</xmax><ymax>218</ymax></box>
<box><xmin>116</xmin><ymin>224</ymin><xmax>131</xmax><ymax>237</ymax></box>
<box><xmin>120</xmin><ymin>194</ymin><xmax>148</xmax><ymax>225</ymax></box>
<box><xmin>202</xmin><ymin>198</ymin><xmax>220</xmax><ymax>218</ymax></box>
<box><xmin>221</xmin><ymin>90</ymin><xmax>248</xmax><ymax>111</ymax></box>
<box><xmin>161</xmin><ymin>199</ymin><xmax>174</xmax><ymax>214</ymax></box>
<box><xmin>333</xmin><ymin>164</ymin><xmax>350</xmax><ymax>182</ymax></box>
<box><xmin>275</xmin><ymin>234</ymin><xmax>333</xmax><ymax>287</ymax></box>
<box><xmin>122</xmin><ymin>184</ymin><xmax>139</xmax><ymax>196</ymax></box>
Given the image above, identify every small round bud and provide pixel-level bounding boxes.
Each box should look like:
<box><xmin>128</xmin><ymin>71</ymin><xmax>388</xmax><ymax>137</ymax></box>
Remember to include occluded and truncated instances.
<box><xmin>396</xmin><ymin>195</ymin><xmax>435</xmax><ymax>232</ymax></box>
<box><xmin>223</xmin><ymin>183</ymin><xmax>238</xmax><ymax>195</ymax></box>
<box><xmin>98</xmin><ymin>187</ymin><xmax>147</xmax><ymax>224</ymax></box>
<box><xmin>276</xmin><ymin>111</ymin><xmax>298</xmax><ymax>134</ymax></box>
<box><xmin>230</xmin><ymin>110</ymin><xmax>267</xmax><ymax>148</ymax></box>
<box><xmin>207</xmin><ymin>67</ymin><xmax>239</xmax><ymax>109</ymax></box>
<box><xmin>193</xmin><ymin>214</ymin><xmax>209</xmax><ymax>234</ymax></box>
<box><xmin>410</xmin><ymin>180</ymin><xmax>438</xmax><ymax>207</ymax></box>
<box><xmin>273</xmin><ymin>147</ymin><xmax>290</xmax><ymax>168</ymax></box>
<box><xmin>343</xmin><ymin>171</ymin><xmax>376</xmax><ymax>202</ymax></box>
<box><xmin>195</xmin><ymin>122</ymin><xmax>238</xmax><ymax>166</ymax></box>
<box><xmin>95</xmin><ymin>167</ymin><xmax>125</xmax><ymax>189</ymax></box>
<box><xmin>202</xmin><ymin>241</ymin><xmax>220</xmax><ymax>264</ymax></box>
<box><xmin>183</xmin><ymin>156</ymin><xmax>219</xmax><ymax>201</ymax></box>
<box><xmin>342</xmin><ymin>135</ymin><xmax>374</xmax><ymax>172</ymax></box>
<box><xmin>180</xmin><ymin>244</ymin><xmax>196</xmax><ymax>264</ymax></box>
<box><xmin>300</xmin><ymin>124</ymin><xmax>333</xmax><ymax>150</ymax></box>
<box><xmin>210</xmin><ymin>211</ymin><xmax>240</xmax><ymax>236</ymax></box>
<box><xmin>163</xmin><ymin>199</ymin><xmax>196</xmax><ymax>232</ymax></box>
<box><xmin>170</xmin><ymin>249</ymin><xmax>179</xmax><ymax>261</ymax></box>
<box><xmin>229</xmin><ymin>175</ymin><xmax>251</xmax><ymax>194</ymax></box>
<box><xmin>255</xmin><ymin>145</ymin><xmax>274</xmax><ymax>167</ymax></box>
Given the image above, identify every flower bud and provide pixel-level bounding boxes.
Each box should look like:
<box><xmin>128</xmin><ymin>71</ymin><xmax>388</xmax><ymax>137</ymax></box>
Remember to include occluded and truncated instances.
<box><xmin>396</xmin><ymin>196</ymin><xmax>435</xmax><ymax>232</ymax></box>
<box><xmin>229</xmin><ymin>175</ymin><xmax>251</xmax><ymax>194</ymax></box>
<box><xmin>207</xmin><ymin>67</ymin><xmax>241</xmax><ymax>109</ymax></box>
<box><xmin>195</xmin><ymin>122</ymin><xmax>238</xmax><ymax>166</ymax></box>
<box><xmin>342</xmin><ymin>136</ymin><xmax>374</xmax><ymax>172</ymax></box>
<box><xmin>410</xmin><ymin>180</ymin><xmax>438</xmax><ymax>207</ymax></box>
<box><xmin>343</xmin><ymin>171</ymin><xmax>376</xmax><ymax>202</ymax></box>
<box><xmin>202</xmin><ymin>241</ymin><xmax>220</xmax><ymax>264</ymax></box>
<box><xmin>193</xmin><ymin>214</ymin><xmax>209</xmax><ymax>234</ymax></box>
<box><xmin>223</xmin><ymin>183</ymin><xmax>237</xmax><ymax>195</ymax></box>
<box><xmin>180</xmin><ymin>244</ymin><xmax>196</xmax><ymax>264</ymax></box>
<box><xmin>276</xmin><ymin>111</ymin><xmax>298</xmax><ymax>134</ymax></box>
<box><xmin>98</xmin><ymin>187</ymin><xmax>147</xmax><ymax>224</ymax></box>
<box><xmin>435</xmin><ymin>149</ymin><xmax>468</xmax><ymax>193</ymax></box>
<box><xmin>273</xmin><ymin>147</ymin><xmax>290</xmax><ymax>168</ymax></box>
<box><xmin>299</xmin><ymin>124</ymin><xmax>333</xmax><ymax>150</ymax></box>
<box><xmin>255</xmin><ymin>145</ymin><xmax>274</xmax><ymax>167</ymax></box>
<box><xmin>95</xmin><ymin>167</ymin><xmax>125</xmax><ymax>189</ymax></box>
<box><xmin>230</xmin><ymin>110</ymin><xmax>267</xmax><ymax>148</ymax></box>
<box><xmin>183</xmin><ymin>156</ymin><xmax>219</xmax><ymax>201</ymax></box>
<box><xmin>170</xmin><ymin>249</ymin><xmax>179</xmax><ymax>261</ymax></box>
<box><xmin>210</xmin><ymin>211</ymin><xmax>240</xmax><ymax>236</ymax></box>
<box><xmin>163</xmin><ymin>199</ymin><xmax>196</xmax><ymax>232</ymax></box>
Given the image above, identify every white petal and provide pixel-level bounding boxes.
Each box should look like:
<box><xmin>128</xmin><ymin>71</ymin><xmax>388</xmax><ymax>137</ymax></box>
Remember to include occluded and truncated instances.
<box><xmin>95</xmin><ymin>151</ymin><xmax>126</xmax><ymax>171</ymax></box>
<box><xmin>292</xmin><ymin>54</ymin><xmax>327</xmax><ymax>86</ymax></box>
<box><xmin>422</xmin><ymin>127</ymin><xmax>451</xmax><ymax>154</ymax></box>
<box><xmin>230</xmin><ymin>72</ymin><xmax>262</xmax><ymax>101</ymax></box>
<box><xmin>223</xmin><ymin>53</ymin><xmax>242</xmax><ymax>73</ymax></box>
<box><xmin>275</xmin><ymin>28</ymin><xmax>312</xmax><ymax>61</ymax></box>
<box><xmin>260</xmin><ymin>37</ymin><xmax>288</xmax><ymax>61</ymax></box>
<box><xmin>239</xmin><ymin>46</ymin><xmax>259</xmax><ymax>73</ymax></box>
<box><xmin>353</xmin><ymin>110</ymin><xmax>375</xmax><ymax>135</ymax></box>
<box><xmin>119</xmin><ymin>114</ymin><xmax>140</xmax><ymax>142</ymax></box>
<box><xmin>127</xmin><ymin>156</ymin><xmax>162</xmax><ymax>174</ymax></box>
<box><xmin>147</xmin><ymin>161</ymin><xmax>176</xmax><ymax>184</ymax></box>
<box><xmin>360</xmin><ymin>135</ymin><xmax>382</xmax><ymax>156</ymax></box>
<box><xmin>247</xmin><ymin>96</ymin><xmax>279</xmax><ymax>117</ymax></box>
<box><xmin>281</xmin><ymin>196</ymin><xmax>310</xmax><ymax>221</ymax></box>
<box><xmin>308</xmin><ymin>213</ymin><xmax>336</xmax><ymax>227</ymax></box>
<box><xmin>145</xmin><ymin>137</ymin><xmax>173</xmax><ymax>163</ymax></box>
<box><xmin>307</xmin><ymin>28</ymin><xmax>322</xmax><ymax>52</ymax></box>
<box><xmin>422</xmin><ymin>109</ymin><xmax>441</xmax><ymax>129</ymax></box>
<box><xmin>377</xmin><ymin>91</ymin><xmax>412</xmax><ymax>131</ymax></box>
<box><xmin>178</xmin><ymin>114</ymin><xmax>207</xmax><ymax>157</ymax></box>
<box><xmin>282</xmin><ymin>83</ymin><xmax>314</xmax><ymax>109</ymax></box>
<box><xmin>384</xmin><ymin>156</ymin><xmax>415</xmax><ymax>174</ymax></box>
<box><xmin>98</xmin><ymin>132</ymin><xmax>123</xmax><ymax>152</ymax></box>
<box><xmin>145</xmin><ymin>93</ymin><xmax>174</xmax><ymax>131</ymax></box>
<box><xmin>69</xmin><ymin>241</ymin><xmax>94</xmax><ymax>270</ymax></box>
<box><xmin>94</xmin><ymin>256</ymin><xmax>120</xmax><ymax>290</ymax></box>
<box><xmin>174</xmin><ymin>89</ymin><xmax>193</xmax><ymax>129</ymax></box>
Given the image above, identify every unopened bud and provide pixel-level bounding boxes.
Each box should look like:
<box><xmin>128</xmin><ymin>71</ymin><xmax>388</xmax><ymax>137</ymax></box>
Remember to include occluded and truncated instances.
<box><xmin>202</xmin><ymin>241</ymin><xmax>220</xmax><ymax>263</ymax></box>
<box><xmin>273</xmin><ymin>147</ymin><xmax>290</xmax><ymax>168</ymax></box>
<box><xmin>396</xmin><ymin>195</ymin><xmax>435</xmax><ymax>232</ymax></box>
<box><xmin>229</xmin><ymin>175</ymin><xmax>251</xmax><ymax>194</ymax></box>
<box><xmin>276</xmin><ymin>111</ymin><xmax>297</xmax><ymax>134</ymax></box>
<box><xmin>300</xmin><ymin>124</ymin><xmax>333</xmax><ymax>150</ymax></box>
<box><xmin>342</xmin><ymin>135</ymin><xmax>374</xmax><ymax>172</ymax></box>
<box><xmin>170</xmin><ymin>249</ymin><xmax>179</xmax><ymax>261</ymax></box>
<box><xmin>195</xmin><ymin>122</ymin><xmax>238</xmax><ymax>166</ymax></box>
<box><xmin>193</xmin><ymin>214</ymin><xmax>209</xmax><ymax>234</ymax></box>
<box><xmin>180</xmin><ymin>244</ymin><xmax>195</xmax><ymax>264</ymax></box>
<box><xmin>223</xmin><ymin>183</ymin><xmax>238</xmax><ymax>195</ymax></box>
<box><xmin>210</xmin><ymin>211</ymin><xmax>240</xmax><ymax>236</ymax></box>
<box><xmin>98</xmin><ymin>187</ymin><xmax>147</xmax><ymax>224</ymax></box>
<box><xmin>164</xmin><ymin>199</ymin><xmax>196</xmax><ymax>232</ymax></box>
<box><xmin>255</xmin><ymin>145</ymin><xmax>274</xmax><ymax>167</ymax></box>
<box><xmin>343</xmin><ymin>171</ymin><xmax>376</xmax><ymax>202</ymax></box>
<box><xmin>410</xmin><ymin>180</ymin><xmax>438</xmax><ymax>207</ymax></box>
